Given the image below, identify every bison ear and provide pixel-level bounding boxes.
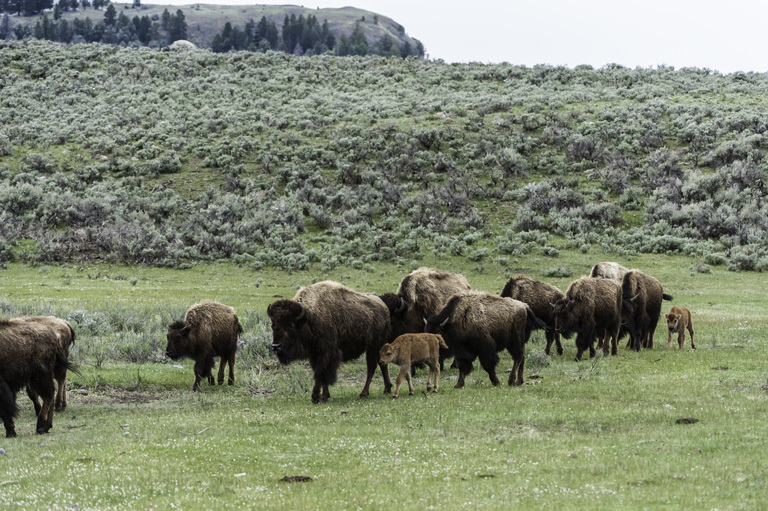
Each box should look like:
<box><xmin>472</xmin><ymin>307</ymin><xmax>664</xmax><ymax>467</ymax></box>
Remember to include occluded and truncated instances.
<box><xmin>294</xmin><ymin>304</ymin><xmax>306</xmax><ymax>324</ymax></box>
<box><xmin>181</xmin><ymin>325</ymin><xmax>191</xmax><ymax>336</ymax></box>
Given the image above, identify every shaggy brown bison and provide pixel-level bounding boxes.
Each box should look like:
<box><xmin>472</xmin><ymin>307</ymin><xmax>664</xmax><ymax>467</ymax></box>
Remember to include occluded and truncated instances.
<box><xmin>553</xmin><ymin>277</ymin><xmax>623</xmax><ymax>361</ymax></box>
<box><xmin>379</xmin><ymin>333</ymin><xmax>448</xmax><ymax>398</ymax></box>
<box><xmin>666</xmin><ymin>305</ymin><xmax>695</xmax><ymax>350</ymax></box>
<box><xmin>267</xmin><ymin>281</ymin><xmax>393</xmax><ymax>404</ymax></box>
<box><xmin>424</xmin><ymin>293</ymin><xmax>545</xmax><ymax>388</ymax></box>
<box><xmin>590</xmin><ymin>262</ymin><xmax>629</xmax><ymax>281</ymax></box>
<box><xmin>0</xmin><ymin>319</ymin><xmax>74</xmax><ymax>437</ymax></box>
<box><xmin>20</xmin><ymin>316</ymin><xmax>75</xmax><ymax>413</ymax></box>
<box><xmin>621</xmin><ymin>270</ymin><xmax>673</xmax><ymax>351</ymax></box>
<box><xmin>501</xmin><ymin>275</ymin><xmax>564</xmax><ymax>356</ymax></box>
<box><xmin>165</xmin><ymin>300</ymin><xmax>241</xmax><ymax>392</ymax></box>
<box><xmin>380</xmin><ymin>267</ymin><xmax>471</xmax><ymax>342</ymax></box>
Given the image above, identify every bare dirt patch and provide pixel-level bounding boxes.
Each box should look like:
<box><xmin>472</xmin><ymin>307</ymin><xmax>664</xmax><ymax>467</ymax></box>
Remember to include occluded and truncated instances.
<box><xmin>69</xmin><ymin>387</ymin><xmax>164</xmax><ymax>406</ymax></box>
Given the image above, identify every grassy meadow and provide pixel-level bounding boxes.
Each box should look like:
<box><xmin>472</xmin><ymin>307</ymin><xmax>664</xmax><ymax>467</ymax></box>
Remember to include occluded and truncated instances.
<box><xmin>0</xmin><ymin>253</ymin><xmax>766</xmax><ymax>510</ymax></box>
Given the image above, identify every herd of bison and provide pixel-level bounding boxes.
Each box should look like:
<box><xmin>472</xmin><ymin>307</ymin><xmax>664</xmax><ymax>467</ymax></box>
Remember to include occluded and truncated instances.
<box><xmin>0</xmin><ymin>263</ymin><xmax>696</xmax><ymax>437</ymax></box>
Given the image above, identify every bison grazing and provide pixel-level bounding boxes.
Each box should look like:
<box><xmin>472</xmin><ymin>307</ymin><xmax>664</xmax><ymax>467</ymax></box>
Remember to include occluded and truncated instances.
<box><xmin>0</xmin><ymin>319</ymin><xmax>73</xmax><ymax>437</ymax></box>
<box><xmin>666</xmin><ymin>305</ymin><xmax>695</xmax><ymax>350</ymax></box>
<box><xmin>425</xmin><ymin>293</ymin><xmax>545</xmax><ymax>388</ymax></box>
<box><xmin>553</xmin><ymin>277</ymin><xmax>623</xmax><ymax>361</ymax></box>
<box><xmin>621</xmin><ymin>270</ymin><xmax>673</xmax><ymax>351</ymax></box>
<box><xmin>267</xmin><ymin>281</ymin><xmax>393</xmax><ymax>404</ymax></box>
<box><xmin>165</xmin><ymin>300</ymin><xmax>241</xmax><ymax>392</ymax></box>
<box><xmin>20</xmin><ymin>316</ymin><xmax>75</xmax><ymax>413</ymax></box>
<box><xmin>590</xmin><ymin>262</ymin><xmax>629</xmax><ymax>281</ymax></box>
<box><xmin>379</xmin><ymin>333</ymin><xmax>448</xmax><ymax>398</ymax></box>
<box><xmin>501</xmin><ymin>275</ymin><xmax>564</xmax><ymax>356</ymax></box>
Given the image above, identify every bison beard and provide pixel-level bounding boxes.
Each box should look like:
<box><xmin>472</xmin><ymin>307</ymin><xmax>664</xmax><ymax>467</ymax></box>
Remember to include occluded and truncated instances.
<box><xmin>268</xmin><ymin>281</ymin><xmax>393</xmax><ymax>404</ymax></box>
<box><xmin>425</xmin><ymin>293</ymin><xmax>544</xmax><ymax>388</ymax></box>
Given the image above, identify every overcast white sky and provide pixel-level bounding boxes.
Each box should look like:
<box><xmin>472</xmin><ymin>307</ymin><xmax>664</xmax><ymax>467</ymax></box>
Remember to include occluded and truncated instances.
<box><xmin>153</xmin><ymin>0</ymin><xmax>768</xmax><ymax>73</ymax></box>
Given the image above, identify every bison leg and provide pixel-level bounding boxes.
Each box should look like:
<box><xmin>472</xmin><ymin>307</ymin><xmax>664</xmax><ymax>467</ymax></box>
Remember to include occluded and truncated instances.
<box><xmin>0</xmin><ymin>380</ymin><xmax>18</xmax><ymax>438</ymax></box>
<box><xmin>545</xmin><ymin>329</ymin><xmax>564</xmax><ymax>356</ymax></box>
<box><xmin>55</xmin><ymin>375</ymin><xmax>67</xmax><ymax>412</ymax></box>
<box><xmin>227</xmin><ymin>352</ymin><xmax>236</xmax><ymax>386</ymax></box>
<box><xmin>688</xmin><ymin>325</ymin><xmax>696</xmax><ymax>350</ymax></box>
<box><xmin>392</xmin><ymin>365</ymin><xmax>409</xmax><ymax>399</ymax></box>
<box><xmin>678</xmin><ymin>331</ymin><xmax>685</xmax><ymax>350</ymax></box>
<box><xmin>477</xmin><ymin>354</ymin><xmax>500</xmax><ymax>387</ymax></box>
<box><xmin>192</xmin><ymin>358</ymin><xmax>211</xmax><ymax>392</ymax></box>
<box><xmin>508</xmin><ymin>356</ymin><xmax>525</xmax><ymax>386</ymax></box>
<box><xmin>26</xmin><ymin>386</ymin><xmax>42</xmax><ymax>416</ymax></box>
<box><xmin>30</xmin><ymin>378</ymin><xmax>55</xmax><ymax>434</ymax></box>
<box><xmin>311</xmin><ymin>380</ymin><xmax>323</xmax><ymax>404</ymax></box>
<box><xmin>405</xmin><ymin>368</ymin><xmax>415</xmax><ymax>396</ymax></box>
<box><xmin>454</xmin><ymin>357</ymin><xmax>474</xmax><ymax>389</ymax></box>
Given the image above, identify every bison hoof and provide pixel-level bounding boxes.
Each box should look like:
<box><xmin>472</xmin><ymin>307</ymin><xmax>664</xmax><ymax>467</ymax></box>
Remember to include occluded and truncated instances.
<box><xmin>392</xmin><ymin>395</ymin><xmax>399</xmax><ymax>400</ymax></box>
<box><xmin>6</xmin><ymin>431</ymin><xmax>17</xmax><ymax>438</ymax></box>
<box><xmin>426</xmin><ymin>386</ymin><xmax>432</xmax><ymax>392</ymax></box>
<box><xmin>36</xmin><ymin>428</ymin><xmax>49</xmax><ymax>435</ymax></box>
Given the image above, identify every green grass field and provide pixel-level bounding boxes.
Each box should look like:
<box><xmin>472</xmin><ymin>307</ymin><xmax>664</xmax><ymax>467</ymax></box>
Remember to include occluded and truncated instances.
<box><xmin>0</xmin><ymin>254</ymin><xmax>766</xmax><ymax>509</ymax></box>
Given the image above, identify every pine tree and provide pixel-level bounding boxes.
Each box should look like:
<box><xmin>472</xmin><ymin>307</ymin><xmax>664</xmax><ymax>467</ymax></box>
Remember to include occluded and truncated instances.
<box><xmin>103</xmin><ymin>3</ymin><xmax>116</xmax><ymax>26</ymax></box>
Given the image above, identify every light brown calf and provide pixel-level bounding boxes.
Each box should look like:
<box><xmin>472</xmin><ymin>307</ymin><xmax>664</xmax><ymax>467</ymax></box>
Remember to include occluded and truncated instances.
<box><xmin>665</xmin><ymin>306</ymin><xmax>695</xmax><ymax>350</ymax></box>
<box><xmin>378</xmin><ymin>333</ymin><xmax>448</xmax><ymax>398</ymax></box>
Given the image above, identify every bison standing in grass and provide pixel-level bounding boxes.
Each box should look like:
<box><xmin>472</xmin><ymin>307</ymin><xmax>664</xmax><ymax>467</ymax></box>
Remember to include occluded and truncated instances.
<box><xmin>621</xmin><ymin>270</ymin><xmax>673</xmax><ymax>350</ymax></box>
<box><xmin>501</xmin><ymin>275</ymin><xmax>564</xmax><ymax>356</ymax></box>
<box><xmin>20</xmin><ymin>316</ymin><xmax>75</xmax><ymax>413</ymax></box>
<box><xmin>553</xmin><ymin>277</ymin><xmax>623</xmax><ymax>361</ymax></box>
<box><xmin>0</xmin><ymin>319</ymin><xmax>74</xmax><ymax>438</ymax></box>
<box><xmin>425</xmin><ymin>293</ymin><xmax>545</xmax><ymax>388</ymax></box>
<box><xmin>379</xmin><ymin>333</ymin><xmax>448</xmax><ymax>398</ymax></box>
<box><xmin>165</xmin><ymin>301</ymin><xmax>241</xmax><ymax>392</ymax></box>
<box><xmin>267</xmin><ymin>281</ymin><xmax>393</xmax><ymax>404</ymax></box>
<box><xmin>666</xmin><ymin>305</ymin><xmax>695</xmax><ymax>350</ymax></box>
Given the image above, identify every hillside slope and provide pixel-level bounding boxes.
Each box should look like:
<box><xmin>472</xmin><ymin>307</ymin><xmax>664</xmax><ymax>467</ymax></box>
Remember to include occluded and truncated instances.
<box><xmin>2</xmin><ymin>40</ymin><xmax>768</xmax><ymax>272</ymax></box>
<box><xmin>28</xmin><ymin>2</ymin><xmax>423</xmax><ymax>52</ymax></box>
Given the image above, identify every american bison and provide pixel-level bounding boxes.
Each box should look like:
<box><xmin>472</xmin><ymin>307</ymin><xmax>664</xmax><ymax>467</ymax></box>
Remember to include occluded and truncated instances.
<box><xmin>425</xmin><ymin>293</ymin><xmax>544</xmax><ymax>388</ymax></box>
<box><xmin>501</xmin><ymin>275</ymin><xmax>564</xmax><ymax>356</ymax></box>
<box><xmin>590</xmin><ymin>262</ymin><xmax>629</xmax><ymax>281</ymax></box>
<box><xmin>621</xmin><ymin>269</ymin><xmax>673</xmax><ymax>350</ymax></box>
<box><xmin>666</xmin><ymin>305</ymin><xmax>695</xmax><ymax>350</ymax></box>
<box><xmin>165</xmin><ymin>300</ymin><xmax>241</xmax><ymax>392</ymax></box>
<box><xmin>20</xmin><ymin>316</ymin><xmax>75</xmax><ymax>413</ymax></box>
<box><xmin>379</xmin><ymin>333</ymin><xmax>448</xmax><ymax>398</ymax></box>
<box><xmin>553</xmin><ymin>277</ymin><xmax>623</xmax><ymax>361</ymax></box>
<box><xmin>267</xmin><ymin>281</ymin><xmax>393</xmax><ymax>404</ymax></box>
<box><xmin>0</xmin><ymin>319</ymin><xmax>74</xmax><ymax>437</ymax></box>
<box><xmin>380</xmin><ymin>267</ymin><xmax>471</xmax><ymax>342</ymax></box>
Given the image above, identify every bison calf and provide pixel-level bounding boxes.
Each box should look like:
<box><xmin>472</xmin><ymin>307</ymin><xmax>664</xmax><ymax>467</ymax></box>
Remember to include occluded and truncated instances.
<box><xmin>166</xmin><ymin>301</ymin><xmax>241</xmax><ymax>392</ymax></box>
<box><xmin>379</xmin><ymin>333</ymin><xmax>448</xmax><ymax>398</ymax></box>
<box><xmin>666</xmin><ymin>306</ymin><xmax>695</xmax><ymax>350</ymax></box>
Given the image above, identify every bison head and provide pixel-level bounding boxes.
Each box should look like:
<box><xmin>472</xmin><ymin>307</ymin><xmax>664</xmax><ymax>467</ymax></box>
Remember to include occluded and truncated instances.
<box><xmin>666</xmin><ymin>313</ymin><xmax>681</xmax><ymax>332</ymax></box>
<box><xmin>378</xmin><ymin>342</ymin><xmax>397</xmax><ymax>365</ymax></box>
<box><xmin>267</xmin><ymin>299</ymin><xmax>310</xmax><ymax>364</ymax></box>
<box><xmin>551</xmin><ymin>299</ymin><xmax>575</xmax><ymax>337</ymax></box>
<box><xmin>165</xmin><ymin>320</ymin><xmax>190</xmax><ymax>360</ymax></box>
<box><xmin>380</xmin><ymin>293</ymin><xmax>420</xmax><ymax>341</ymax></box>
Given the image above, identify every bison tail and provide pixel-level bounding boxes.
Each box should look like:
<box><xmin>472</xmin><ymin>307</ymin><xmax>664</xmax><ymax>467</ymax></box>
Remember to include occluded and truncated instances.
<box><xmin>0</xmin><ymin>379</ymin><xmax>19</xmax><ymax>422</ymax></box>
<box><xmin>68</xmin><ymin>323</ymin><xmax>76</xmax><ymax>346</ymax></box>
<box><xmin>237</xmin><ymin>321</ymin><xmax>244</xmax><ymax>335</ymax></box>
<box><xmin>663</xmin><ymin>293</ymin><xmax>673</xmax><ymax>301</ymax></box>
<box><xmin>56</xmin><ymin>353</ymin><xmax>82</xmax><ymax>377</ymax></box>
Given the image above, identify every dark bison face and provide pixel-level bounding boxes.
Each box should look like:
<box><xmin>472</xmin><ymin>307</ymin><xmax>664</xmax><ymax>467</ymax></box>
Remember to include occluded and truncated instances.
<box><xmin>552</xmin><ymin>299</ymin><xmax>575</xmax><ymax>337</ymax></box>
<box><xmin>379</xmin><ymin>293</ymin><xmax>417</xmax><ymax>341</ymax></box>
<box><xmin>267</xmin><ymin>300</ymin><xmax>309</xmax><ymax>364</ymax></box>
<box><xmin>165</xmin><ymin>320</ymin><xmax>190</xmax><ymax>360</ymax></box>
<box><xmin>424</xmin><ymin>314</ymin><xmax>446</xmax><ymax>335</ymax></box>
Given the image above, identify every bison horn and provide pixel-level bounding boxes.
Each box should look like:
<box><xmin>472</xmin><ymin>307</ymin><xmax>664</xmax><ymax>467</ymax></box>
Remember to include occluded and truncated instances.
<box><xmin>440</xmin><ymin>317</ymin><xmax>450</xmax><ymax>328</ymax></box>
<box><xmin>630</xmin><ymin>293</ymin><xmax>640</xmax><ymax>302</ymax></box>
<box><xmin>395</xmin><ymin>297</ymin><xmax>407</xmax><ymax>314</ymax></box>
<box><xmin>295</xmin><ymin>306</ymin><xmax>305</xmax><ymax>321</ymax></box>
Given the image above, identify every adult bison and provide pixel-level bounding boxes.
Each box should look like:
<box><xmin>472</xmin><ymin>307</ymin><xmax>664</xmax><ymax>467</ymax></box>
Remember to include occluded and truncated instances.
<box><xmin>553</xmin><ymin>277</ymin><xmax>623</xmax><ymax>361</ymax></box>
<box><xmin>424</xmin><ymin>292</ymin><xmax>544</xmax><ymax>388</ymax></box>
<box><xmin>267</xmin><ymin>281</ymin><xmax>393</xmax><ymax>404</ymax></box>
<box><xmin>501</xmin><ymin>275</ymin><xmax>564</xmax><ymax>356</ymax></box>
<box><xmin>621</xmin><ymin>269</ymin><xmax>673</xmax><ymax>351</ymax></box>
<box><xmin>590</xmin><ymin>262</ymin><xmax>629</xmax><ymax>281</ymax></box>
<box><xmin>380</xmin><ymin>267</ymin><xmax>471</xmax><ymax>341</ymax></box>
<box><xmin>165</xmin><ymin>300</ymin><xmax>241</xmax><ymax>392</ymax></box>
<box><xmin>20</xmin><ymin>316</ymin><xmax>75</xmax><ymax>413</ymax></box>
<box><xmin>0</xmin><ymin>319</ymin><xmax>74</xmax><ymax>437</ymax></box>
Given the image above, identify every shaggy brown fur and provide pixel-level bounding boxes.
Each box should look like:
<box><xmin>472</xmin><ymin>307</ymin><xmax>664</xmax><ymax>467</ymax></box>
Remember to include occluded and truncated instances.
<box><xmin>501</xmin><ymin>275</ymin><xmax>564</xmax><ymax>356</ymax></box>
<box><xmin>20</xmin><ymin>316</ymin><xmax>75</xmax><ymax>413</ymax></box>
<box><xmin>621</xmin><ymin>270</ymin><xmax>673</xmax><ymax>350</ymax></box>
<box><xmin>379</xmin><ymin>333</ymin><xmax>448</xmax><ymax>398</ymax></box>
<box><xmin>666</xmin><ymin>306</ymin><xmax>695</xmax><ymax>350</ymax></box>
<box><xmin>383</xmin><ymin>267</ymin><xmax>472</xmax><ymax>342</ymax></box>
<box><xmin>166</xmin><ymin>300</ymin><xmax>241</xmax><ymax>392</ymax></box>
<box><xmin>268</xmin><ymin>281</ymin><xmax>393</xmax><ymax>404</ymax></box>
<box><xmin>590</xmin><ymin>262</ymin><xmax>629</xmax><ymax>281</ymax></box>
<box><xmin>553</xmin><ymin>277</ymin><xmax>623</xmax><ymax>361</ymax></box>
<box><xmin>0</xmin><ymin>319</ymin><xmax>66</xmax><ymax>437</ymax></box>
<box><xmin>425</xmin><ymin>293</ymin><xmax>545</xmax><ymax>388</ymax></box>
